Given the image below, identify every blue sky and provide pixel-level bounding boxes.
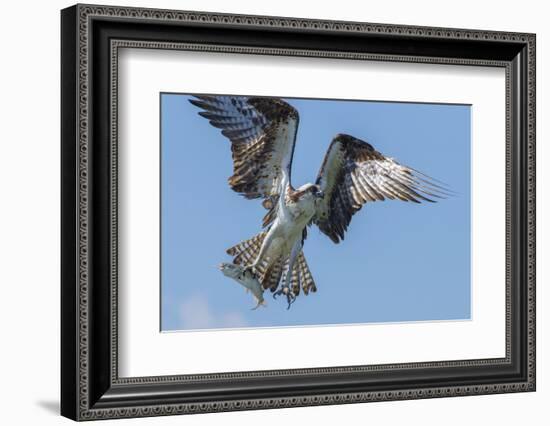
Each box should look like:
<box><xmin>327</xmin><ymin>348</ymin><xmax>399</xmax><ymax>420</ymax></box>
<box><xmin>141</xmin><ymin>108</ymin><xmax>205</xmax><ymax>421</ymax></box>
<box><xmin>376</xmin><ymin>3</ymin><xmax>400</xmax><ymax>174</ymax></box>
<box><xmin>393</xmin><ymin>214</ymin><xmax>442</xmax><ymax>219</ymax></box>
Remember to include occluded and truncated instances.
<box><xmin>160</xmin><ymin>94</ymin><xmax>471</xmax><ymax>331</ymax></box>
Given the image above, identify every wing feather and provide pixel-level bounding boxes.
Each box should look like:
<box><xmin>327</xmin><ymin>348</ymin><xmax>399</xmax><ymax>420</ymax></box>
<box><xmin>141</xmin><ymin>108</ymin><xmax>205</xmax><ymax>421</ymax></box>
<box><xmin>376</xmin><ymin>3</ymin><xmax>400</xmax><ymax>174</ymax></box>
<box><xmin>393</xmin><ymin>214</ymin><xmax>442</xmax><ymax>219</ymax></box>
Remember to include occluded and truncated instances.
<box><xmin>314</xmin><ymin>134</ymin><xmax>450</xmax><ymax>243</ymax></box>
<box><xmin>189</xmin><ymin>95</ymin><xmax>299</xmax><ymax>200</ymax></box>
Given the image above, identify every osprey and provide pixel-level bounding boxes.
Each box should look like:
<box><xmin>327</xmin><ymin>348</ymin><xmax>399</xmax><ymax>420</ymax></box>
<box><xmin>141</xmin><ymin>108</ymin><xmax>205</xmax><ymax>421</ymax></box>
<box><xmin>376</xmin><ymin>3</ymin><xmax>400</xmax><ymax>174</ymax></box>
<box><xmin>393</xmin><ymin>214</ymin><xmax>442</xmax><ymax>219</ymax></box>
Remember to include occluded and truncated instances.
<box><xmin>190</xmin><ymin>95</ymin><xmax>449</xmax><ymax>308</ymax></box>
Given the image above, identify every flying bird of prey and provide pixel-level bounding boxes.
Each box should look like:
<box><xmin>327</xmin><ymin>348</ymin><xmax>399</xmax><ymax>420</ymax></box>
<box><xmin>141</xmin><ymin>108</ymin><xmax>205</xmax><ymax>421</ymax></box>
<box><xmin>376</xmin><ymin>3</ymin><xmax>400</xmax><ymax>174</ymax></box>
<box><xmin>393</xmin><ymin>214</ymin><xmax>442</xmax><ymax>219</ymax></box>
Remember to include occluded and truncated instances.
<box><xmin>190</xmin><ymin>95</ymin><xmax>450</xmax><ymax>308</ymax></box>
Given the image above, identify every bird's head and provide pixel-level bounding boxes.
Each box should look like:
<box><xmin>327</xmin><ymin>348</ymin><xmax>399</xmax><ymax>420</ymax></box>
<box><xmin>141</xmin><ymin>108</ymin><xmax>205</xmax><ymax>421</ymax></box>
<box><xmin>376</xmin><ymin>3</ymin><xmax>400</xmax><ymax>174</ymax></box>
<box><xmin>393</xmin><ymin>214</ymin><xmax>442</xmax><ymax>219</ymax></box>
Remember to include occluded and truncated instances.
<box><xmin>295</xmin><ymin>183</ymin><xmax>324</xmax><ymax>204</ymax></box>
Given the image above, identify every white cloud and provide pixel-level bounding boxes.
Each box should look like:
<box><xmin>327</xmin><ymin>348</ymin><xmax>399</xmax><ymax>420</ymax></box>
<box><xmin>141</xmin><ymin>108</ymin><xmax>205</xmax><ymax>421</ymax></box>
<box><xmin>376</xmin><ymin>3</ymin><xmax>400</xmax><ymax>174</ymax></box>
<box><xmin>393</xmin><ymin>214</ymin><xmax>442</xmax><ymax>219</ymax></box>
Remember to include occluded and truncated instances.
<box><xmin>220</xmin><ymin>311</ymin><xmax>248</xmax><ymax>328</ymax></box>
<box><xmin>179</xmin><ymin>295</ymin><xmax>213</xmax><ymax>329</ymax></box>
<box><xmin>179</xmin><ymin>294</ymin><xmax>248</xmax><ymax>330</ymax></box>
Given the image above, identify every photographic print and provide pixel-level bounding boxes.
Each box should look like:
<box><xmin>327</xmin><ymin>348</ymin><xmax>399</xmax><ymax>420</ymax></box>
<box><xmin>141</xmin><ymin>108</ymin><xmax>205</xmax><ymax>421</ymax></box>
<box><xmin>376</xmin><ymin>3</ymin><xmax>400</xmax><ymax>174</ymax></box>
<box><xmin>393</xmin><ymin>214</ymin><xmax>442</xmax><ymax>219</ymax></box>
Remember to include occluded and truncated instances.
<box><xmin>61</xmin><ymin>7</ymin><xmax>535</xmax><ymax>418</ymax></box>
<box><xmin>161</xmin><ymin>93</ymin><xmax>471</xmax><ymax>331</ymax></box>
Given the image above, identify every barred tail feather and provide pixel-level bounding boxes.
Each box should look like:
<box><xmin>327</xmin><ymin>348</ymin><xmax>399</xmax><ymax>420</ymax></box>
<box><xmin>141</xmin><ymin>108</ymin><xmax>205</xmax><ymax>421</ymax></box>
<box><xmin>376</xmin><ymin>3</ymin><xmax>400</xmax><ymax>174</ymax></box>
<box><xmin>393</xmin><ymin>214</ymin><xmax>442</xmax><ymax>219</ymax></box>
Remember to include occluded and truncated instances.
<box><xmin>226</xmin><ymin>232</ymin><xmax>266</xmax><ymax>266</ymax></box>
<box><xmin>297</xmin><ymin>252</ymin><xmax>316</xmax><ymax>295</ymax></box>
<box><xmin>280</xmin><ymin>258</ymin><xmax>299</xmax><ymax>296</ymax></box>
<box><xmin>226</xmin><ymin>235</ymin><xmax>316</xmax><ymax>297</ymax></box>
<box><xmin>262</xmin><ymin>257</ymin><xmax>284</xmax><ymax>292</ymax></box>
<box><xmin>290</xmin><ymin>265</ymin><xmax>300</xmax><ymax>296</ymax></box>
<box><xmin>281</xmin><ymin>251</ymin><xmax>317</xmax><ymax>297</ymax></box>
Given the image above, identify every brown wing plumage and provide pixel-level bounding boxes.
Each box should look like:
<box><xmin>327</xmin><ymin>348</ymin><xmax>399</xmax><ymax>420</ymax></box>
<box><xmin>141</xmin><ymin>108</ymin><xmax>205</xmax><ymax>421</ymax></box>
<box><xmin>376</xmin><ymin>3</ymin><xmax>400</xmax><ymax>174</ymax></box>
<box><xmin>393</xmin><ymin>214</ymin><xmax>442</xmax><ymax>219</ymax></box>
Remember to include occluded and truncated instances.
<box><xmin>313</xmin><ymin>134</ymin><xmax>451</xmax><ymax>243</ymax></box>
<box><xmin>189</xmin><ymin>95</ymin><xmax>298</xmax><ymax>201</ymax></box>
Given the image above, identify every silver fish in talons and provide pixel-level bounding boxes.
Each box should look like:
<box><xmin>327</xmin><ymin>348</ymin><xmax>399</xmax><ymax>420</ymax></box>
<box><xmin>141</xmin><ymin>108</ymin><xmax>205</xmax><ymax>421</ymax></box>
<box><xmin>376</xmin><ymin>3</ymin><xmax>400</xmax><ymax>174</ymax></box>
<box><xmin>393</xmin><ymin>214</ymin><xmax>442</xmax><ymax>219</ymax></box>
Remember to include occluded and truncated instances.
<box><xmin>219</xmin><ymin>263</ymin><xmax>266</xmax><ymax>310</ymax></box>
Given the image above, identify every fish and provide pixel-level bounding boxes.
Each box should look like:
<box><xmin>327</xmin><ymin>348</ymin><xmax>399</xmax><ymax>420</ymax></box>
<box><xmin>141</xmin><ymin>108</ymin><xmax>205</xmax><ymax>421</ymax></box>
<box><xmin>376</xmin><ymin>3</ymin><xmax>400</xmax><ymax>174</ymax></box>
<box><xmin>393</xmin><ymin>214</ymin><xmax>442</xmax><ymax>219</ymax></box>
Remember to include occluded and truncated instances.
<box><xmin>219</xmin><ymin>263</ymin><xmax>266</xmax><ymax>310</ymax></box>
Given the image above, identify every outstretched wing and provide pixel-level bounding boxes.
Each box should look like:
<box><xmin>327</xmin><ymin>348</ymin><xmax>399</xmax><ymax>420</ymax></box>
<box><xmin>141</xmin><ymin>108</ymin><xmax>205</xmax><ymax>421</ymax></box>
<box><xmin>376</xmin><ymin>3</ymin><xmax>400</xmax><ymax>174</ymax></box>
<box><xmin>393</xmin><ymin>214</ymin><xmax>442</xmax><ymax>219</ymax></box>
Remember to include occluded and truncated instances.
<box><xmin>313</xmin><ymin>133</ymin><xmax>451</xmax><ymax>243</ymax></box>
<box><xmin>189</xmin><ymin>95</ymin><xmax>299</xmax><ymax>200</ymax></box>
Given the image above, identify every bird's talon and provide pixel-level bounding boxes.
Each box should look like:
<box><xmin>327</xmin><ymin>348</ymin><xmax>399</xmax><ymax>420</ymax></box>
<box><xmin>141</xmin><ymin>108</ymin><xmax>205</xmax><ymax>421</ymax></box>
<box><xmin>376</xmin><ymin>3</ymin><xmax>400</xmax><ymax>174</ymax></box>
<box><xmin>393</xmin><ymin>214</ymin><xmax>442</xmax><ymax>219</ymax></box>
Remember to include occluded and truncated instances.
<box><xmin>286</xmin><ymin>293</ymin><xmax>296</xmax><ymax>310</ymax></box>
<box><xmin>273</xmin><ymin>285</ymin><xmax>296</xmax><ymax>309</ymax></box>
<box><xmin>240</xmin><ymin>265</ymin><xmax>257</xmax><ymax>279</ymax></box>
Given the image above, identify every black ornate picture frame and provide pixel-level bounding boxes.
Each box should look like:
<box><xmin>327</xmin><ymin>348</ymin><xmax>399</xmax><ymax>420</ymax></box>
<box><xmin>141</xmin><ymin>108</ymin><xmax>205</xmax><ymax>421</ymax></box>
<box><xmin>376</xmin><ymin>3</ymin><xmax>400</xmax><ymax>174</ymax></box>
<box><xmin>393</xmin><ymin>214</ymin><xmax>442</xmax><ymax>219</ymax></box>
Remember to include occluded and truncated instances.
<box><xmin>61</xmin><ymin>3</ymin><xmax>536</xmax><ymax>421</ymax></box>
